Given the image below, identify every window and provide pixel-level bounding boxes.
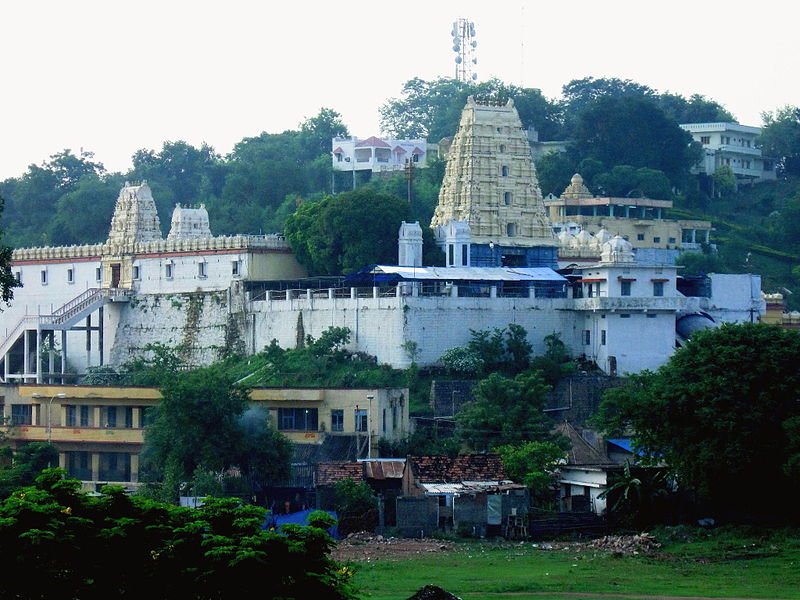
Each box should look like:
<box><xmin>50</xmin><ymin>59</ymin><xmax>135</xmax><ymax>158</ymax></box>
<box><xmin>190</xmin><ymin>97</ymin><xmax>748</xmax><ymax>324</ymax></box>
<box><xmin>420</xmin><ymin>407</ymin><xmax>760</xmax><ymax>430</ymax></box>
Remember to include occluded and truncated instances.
<box><xmin>96</xmin><ymin>267</ymin><xmax>102</xmax><ymax>282</ymax></box>
<box><xmin>66</xmin><ymin>451</ymin><xmax>92</xmax><ymax>480</ymax></box>
<box><xmin>67</xmin><ymin>268</ymin><xmax>75</xmax><ymax>284</ymax></box>
<box><xmin>392</xmin><ymin>405</ymin><xmax>398</xmax><ymax>430</ymax></box>
<box><xmin>232</xmin><ymin>260</ymin><xmax>240</xmax><ymax>276</ymax></box>
<box><xmin>132</xmin><ymin>265</ymin><xmax>140</xmax><ymax>280</ymax></box>
<box><xmin>165</xmin><ymin>262</ymin><xmax>173</xmax><ymax>279</ymax></box>
<box><xmin>503</xmin><ymin>191</ymin><xmax>512</xmax><ymax>205</ymax></box>
<box><xmin>331</xmin><ymin>409</ymin><xmax>344</xmax><ymax>432</ymax></box>
<box><xmin>382</xmin><ymin>408</ymin><xmax>387</xmax><ymax>433</ymax></box>
<box><xmin>621</xmin><ymin>281</ymin><xmax>632</xmax><ymax>296</ymax></box>
<box><xmin>67</xmin><ymin>405</ymin><xmax>91</xmax><ymax>427</ymax></box>
<box><xmin>277</xmin><ymin>408</ymin><xmax>318</xmax><ymax>431</ymax></box>
<box><xmin>41</xmin><ymin>269</ymin><xmax>48</xmax><ymax>285</ymax></box>
<box><xmin>653</xmin><ymin>281</ymin><xmax>665</xmax><ymax>297</ymax></box>
<box><xmin>700</xmin><ymin>136</ymin><xmax>710</xmax><ymax>145</ymax></box>
<box><xmin>506</xmin><ymin>223</ymin><xmax>517</xmax><ymax>237</ymax></box>
<box><xmin>501</xmin><ymin>165</ymin><xmax>509</xmax><ymax>177</ymax></box>
<box><xmin>461</xmin><ymin>244</ymin><xmax>468</xmax><ymax>266</ymax></box>
<box><xmin>14</xmin><ymin>271</ymin><xmax>21</xmax><ymax>284</ymax></box>
<box><xmin>620</xmin><ymin>314</ymin><xmax>631</xmax><ymax>319</ymax></box>
<box><xmin>99</xmin><ymin>452</ymin><xmax>131</xmax><ymax>482</ymax></box>
<box><xmin>66</xmin><ymin>405</ymin><xmax>77</xmax><ymax>427</ymax></box>
<box><xmin>653</xmin><ymin>236</ymin><xmax>661</xmax><ymax>244</ymax></box>
<box><xmin>448</xmin><ymin>244</ymin><xmax>454</xmax><ymax>266</ymax></box>
<box><xmin>601</xmin><ymin>330</ymin><xmax>607</xmax><ymax>345</ymax></box>
<box><xmin>355</xmin><ymin>409</ymin><xmax>368</xmax><ymax>432</ymax></box>
<box><xmin>101</xmin><ymin>406</ymin><xmax>117</xmax><ymax>428</ymax></box>
<box><xmin>11</xmin><ymin>405</ymin><xmax>33</xmax><ymax>426</ymax></box>
<box><xmin>124</xmin><ymin>407</ymin><xmax>134</xmax><ymax>429</ymax></box>
<box><xmin>637</xmin><ymin>233</ymin><xmax>645</xmax><ymax>241</ymax></box>
<box><xmin>583</xmin><ymin>330</ymin><xmax>591</xmax><ymax>345</ymax></box>
<box><xmin>647</xmin><ymin>313</ymin><xmax>657</xmax><ymax>319</ymax></box>
<box><xmin>668</xmin><ymin>237</ymin><xmax>676</xmax><ymax>244</ymax></box>
<box><xmin>198</xmin><ymin>261</ymin><xmax>207</xmax><ymax>278</ymax></box>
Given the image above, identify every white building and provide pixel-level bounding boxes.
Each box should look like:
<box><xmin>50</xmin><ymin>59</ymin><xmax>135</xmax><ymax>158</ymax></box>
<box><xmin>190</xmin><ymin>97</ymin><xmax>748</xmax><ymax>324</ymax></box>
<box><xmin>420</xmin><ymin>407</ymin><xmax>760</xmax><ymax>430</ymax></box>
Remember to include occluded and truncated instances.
<box><xmin>680</xmin><ymin>122</ymin><xmax>776</xmax><ymax>184</ymax></box>
<box><xmin>2</xmin><ymin>182</ymin><xmax>306</xmax><ymax>383</ymax></box>
<box><xmin>331</xmin><ymin>136</ymin><xmax>431</xmax><ymax>173</ymax></box>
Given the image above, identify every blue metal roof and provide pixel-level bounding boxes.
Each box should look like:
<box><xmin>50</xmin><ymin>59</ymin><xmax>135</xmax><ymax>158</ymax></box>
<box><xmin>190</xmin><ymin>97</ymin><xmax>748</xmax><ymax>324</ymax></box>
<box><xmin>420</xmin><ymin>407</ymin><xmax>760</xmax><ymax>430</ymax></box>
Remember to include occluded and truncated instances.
<box><xmin>607</xmin><ymin>438</ymin><xmax>634</xmax><ymax>453</ymax></box>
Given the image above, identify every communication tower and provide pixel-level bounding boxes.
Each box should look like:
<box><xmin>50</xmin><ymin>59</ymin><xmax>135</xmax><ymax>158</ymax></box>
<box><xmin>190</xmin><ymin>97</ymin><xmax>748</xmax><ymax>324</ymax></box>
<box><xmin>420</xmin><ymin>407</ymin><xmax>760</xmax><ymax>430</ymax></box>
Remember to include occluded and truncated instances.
<box><xmin>451</xmin><ymin>18</ymin><xmax>477</xmax><ymax>82</ymax></box>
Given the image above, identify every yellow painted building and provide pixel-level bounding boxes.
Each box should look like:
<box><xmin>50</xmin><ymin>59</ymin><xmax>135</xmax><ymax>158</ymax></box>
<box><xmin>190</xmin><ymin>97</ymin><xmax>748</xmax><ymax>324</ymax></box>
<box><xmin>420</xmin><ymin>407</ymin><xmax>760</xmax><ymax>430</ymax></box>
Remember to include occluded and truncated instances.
<box><xmin>0</xmin><ymin>384</ymin><xmax>409</xmax><ymax>491</ymax></box>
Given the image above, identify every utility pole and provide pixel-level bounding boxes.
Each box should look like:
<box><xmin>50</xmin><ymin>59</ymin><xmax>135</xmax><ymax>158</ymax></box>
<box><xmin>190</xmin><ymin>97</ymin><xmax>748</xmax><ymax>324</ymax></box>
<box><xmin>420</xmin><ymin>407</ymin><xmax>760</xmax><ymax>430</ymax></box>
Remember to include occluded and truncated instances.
<box><xmin>404</xmin><ymin>158</ymin><xmax>414</xmax><ymax>209</ymax></box>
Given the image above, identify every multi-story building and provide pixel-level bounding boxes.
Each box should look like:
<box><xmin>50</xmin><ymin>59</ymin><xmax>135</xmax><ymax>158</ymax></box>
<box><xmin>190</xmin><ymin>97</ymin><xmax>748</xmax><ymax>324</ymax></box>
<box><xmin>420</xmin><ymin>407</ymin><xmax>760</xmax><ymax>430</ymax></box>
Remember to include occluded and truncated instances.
<box><xmin>0</xmin><ymin>384</ymin><xmax>409</xmax><ymax>491</ymax></box>
<box><xmin>680</xmin><ymin>122</ymin><xmax>776</xmax><ymax>184</ymax></box>
<box><xmin>2</xmin><ymin>183</ymin><xmax>306</xmax><ymax>383</ymax></box>
<box><xmin>331</xmin><ymin>136</ymin><xmax>432</xmax><ymax>173</ymax></box>
<box><xmin>544</xmin><ymin>173</ymin><xmax>713</xmax><ymax>266</ymax></box>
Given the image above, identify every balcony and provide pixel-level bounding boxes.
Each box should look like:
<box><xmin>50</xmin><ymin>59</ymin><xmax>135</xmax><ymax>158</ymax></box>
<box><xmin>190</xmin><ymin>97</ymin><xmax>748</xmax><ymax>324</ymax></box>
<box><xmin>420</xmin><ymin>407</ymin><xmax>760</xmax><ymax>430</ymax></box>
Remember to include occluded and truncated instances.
<box><xmin>572</xmin><ymin>296</ymin><xmax>686</xmax><ymax>312</ymax></box>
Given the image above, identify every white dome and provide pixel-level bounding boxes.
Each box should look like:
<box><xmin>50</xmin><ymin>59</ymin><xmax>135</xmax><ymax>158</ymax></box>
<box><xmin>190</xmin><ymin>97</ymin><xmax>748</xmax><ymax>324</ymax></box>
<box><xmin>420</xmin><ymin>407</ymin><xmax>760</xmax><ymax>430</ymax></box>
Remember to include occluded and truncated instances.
<box><xmin>600</xmin><ymin>235</ymin><xmax>635</xmax><ymax>263</ymax></box>
<box><xmin>575</xmin><ymin>229</ymin><xmax>594</xmax><ymax>247</ymax></box>
<box><xmin>595</xmin><ymin>228</ymin><xmax>612</xmax><ymax>245</ymax></box>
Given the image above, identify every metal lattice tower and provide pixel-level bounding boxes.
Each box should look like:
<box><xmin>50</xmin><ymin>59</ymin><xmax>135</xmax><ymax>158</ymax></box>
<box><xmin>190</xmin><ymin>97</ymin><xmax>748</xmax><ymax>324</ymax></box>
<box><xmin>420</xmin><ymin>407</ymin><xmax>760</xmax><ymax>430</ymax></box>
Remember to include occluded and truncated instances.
<box><xmin>451</xmin><ymin>18</ymin><xmax>477</xmax><ymax>83</ymax></box>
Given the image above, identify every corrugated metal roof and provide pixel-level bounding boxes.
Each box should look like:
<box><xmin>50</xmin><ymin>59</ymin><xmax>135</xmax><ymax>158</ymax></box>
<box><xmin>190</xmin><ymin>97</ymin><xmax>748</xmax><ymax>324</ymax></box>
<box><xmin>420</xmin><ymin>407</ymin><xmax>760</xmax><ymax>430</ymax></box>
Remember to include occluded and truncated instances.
<box><xmin>369</xmin><ymin>265</ymin><xmax>566</xmax><ymax>282</ymax></box>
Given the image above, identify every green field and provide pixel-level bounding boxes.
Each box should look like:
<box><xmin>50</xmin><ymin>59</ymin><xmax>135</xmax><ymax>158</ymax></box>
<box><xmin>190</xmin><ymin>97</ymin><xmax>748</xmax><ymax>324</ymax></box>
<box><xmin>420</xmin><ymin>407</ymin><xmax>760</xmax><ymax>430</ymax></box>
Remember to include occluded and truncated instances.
<box><xmin>351</xmin><ymin>528</ymin><xmax>800</xmax><ymax>600</ymax></box>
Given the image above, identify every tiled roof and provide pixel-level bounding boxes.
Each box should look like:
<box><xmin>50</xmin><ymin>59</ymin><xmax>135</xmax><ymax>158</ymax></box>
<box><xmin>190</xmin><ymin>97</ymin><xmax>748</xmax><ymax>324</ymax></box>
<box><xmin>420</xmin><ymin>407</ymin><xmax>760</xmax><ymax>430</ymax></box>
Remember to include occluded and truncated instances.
<box><xmin>355</xmin><ymin>136</ymin><xmax>391</xmax><ymax>148</ymax></box>
<box><xmin>393</xmin><ymin>145</ymin><xmax>407</xmax><ymax>154</ymax></box>
<box><xmin>411</xmin><ymin>146</ymin><xmax>425</xmax><ymax>155</ymax></box>
<box><xmin>409</xmin><ymin>454</ymin><xmax>507</xmax><ymax>483</ymax></box>
<box><xmin>316</xmin><ymin>461</ymin><xmax>362</xmax><ymax>487</ymax></box>
<box><xmin>333</xmin><ymin>147</ymin><xmax>344</xmax><ymax>154</ymax></box>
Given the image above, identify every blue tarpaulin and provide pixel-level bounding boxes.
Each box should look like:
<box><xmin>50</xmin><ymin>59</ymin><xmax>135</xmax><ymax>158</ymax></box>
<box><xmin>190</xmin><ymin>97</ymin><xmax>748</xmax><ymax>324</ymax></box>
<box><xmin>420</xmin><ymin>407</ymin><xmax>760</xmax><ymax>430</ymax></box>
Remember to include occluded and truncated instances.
<box><xmin>264</xmin><ymin>509</ymin><xmax>340</xmax><ymax>539</ymax></box>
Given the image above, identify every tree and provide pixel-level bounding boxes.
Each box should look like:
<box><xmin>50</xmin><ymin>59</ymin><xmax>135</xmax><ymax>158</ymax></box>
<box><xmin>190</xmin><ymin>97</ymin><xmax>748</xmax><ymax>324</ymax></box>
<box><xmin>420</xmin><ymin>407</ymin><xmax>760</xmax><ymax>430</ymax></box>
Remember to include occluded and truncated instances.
<box><xmin>455</xmin><ymin>370</ymin><xmax>560</xmax><ymax>451</ymax></box>
<box><xmin>0</xmin><ymin>195</ymin><xmax>20</xmax><ymax>306</ymax></box>
<box><xmin>140</xmin><ymin>364</ymin><xmax>292</xmax><ymax>501</ymax></box>
<box><xmin>595</xmin><ymin>323</ymin><xmax>800</xmax><ymax>517</ymax></box>
<box><xmin>333</xmin><ymin>478</ymin><xmax>378</xmax><ymax>535</ymax></box>
<box><xmin>0</xmin><ymin>469</ymin><xmax>355</xmax><ymax>599</ymax></box>
<box><xmin>299</xmin><ymin>108</ymin><xmax>349</xmax><ymax>159</ymax></box>
<box><xmin>535</xmin><ymin>151</ymin><xmax>576</xmax><ymax>197</ymax></box>
<box><xmin>380</xmin><ymin>77</ymin><xmax>563</xmax><ymax>142</ymax></box>
<box><xmin>496</xmin><ymin>440</ymin><xmax>565</xmax><ymax>506</ymax></box>
<box><xmin>284</xmin><ymin>187</ymin><xmax>413</xmax><ymax>275</ymax></box>
<box><xmin>572</xmin><ymin>95</ymin><xmax>700</xmax><ymax>188</ymax></box>
<box><xmin>760</xmin><ymin>106</ymin><xmax>800</xmax><ymax>176</ymax></box>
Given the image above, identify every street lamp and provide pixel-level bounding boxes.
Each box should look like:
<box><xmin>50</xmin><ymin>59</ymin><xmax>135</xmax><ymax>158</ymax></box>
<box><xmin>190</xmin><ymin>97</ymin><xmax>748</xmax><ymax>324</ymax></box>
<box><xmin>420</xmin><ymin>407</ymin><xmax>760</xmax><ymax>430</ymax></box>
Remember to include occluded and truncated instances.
<box><xmin>366</xmin><ymin>395</ymin><xmax>374</xmax><ymax>459</ymax></box>
<box><xmin>31</xmin><ymin>392</ymin><xmax>66</xmax><ymax>443</ymax></box>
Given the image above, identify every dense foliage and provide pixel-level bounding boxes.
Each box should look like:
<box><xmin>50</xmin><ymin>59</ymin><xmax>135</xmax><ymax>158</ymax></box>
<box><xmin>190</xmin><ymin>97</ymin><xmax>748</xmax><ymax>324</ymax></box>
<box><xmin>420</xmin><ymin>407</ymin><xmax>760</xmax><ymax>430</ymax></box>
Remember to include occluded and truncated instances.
<box><xmin>0</xmin><ymin>196</ymin><xmax>20</xmax><ymax>305</ymax></box>
<box><xmin>0</xmin><ymin>470</ymin><xmax>355</xmax><ymax>599</ymax></box>
<box><xmin>140</xmin><ymin>362</ymin><xmax>293</xmax><ymax>502</ymax></box>
<box><xmin>595</xmin><ymin>323</ymin><xmax>800</xmax><ymax>518</ymax></box>
<box><xmin>455</xmin><ymin>370</ymin><xmax>563</xmax><ymax>452</ymax></box>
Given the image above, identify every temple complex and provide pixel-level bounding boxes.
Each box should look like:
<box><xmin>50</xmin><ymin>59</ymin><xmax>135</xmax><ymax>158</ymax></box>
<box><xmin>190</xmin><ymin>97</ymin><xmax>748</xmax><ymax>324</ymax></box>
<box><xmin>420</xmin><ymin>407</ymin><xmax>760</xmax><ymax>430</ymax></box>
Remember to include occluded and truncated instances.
<box><xmin>432</xmin><ymin>96</ymin><xmax>556</xmax><ymax>268</ymax></box>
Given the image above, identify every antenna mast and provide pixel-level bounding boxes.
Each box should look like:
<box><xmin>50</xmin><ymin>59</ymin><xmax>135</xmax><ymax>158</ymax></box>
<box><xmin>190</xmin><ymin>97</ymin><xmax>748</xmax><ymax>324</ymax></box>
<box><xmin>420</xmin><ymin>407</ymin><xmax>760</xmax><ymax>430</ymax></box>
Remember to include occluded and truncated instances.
<box><xmin>451</xmin><ymin>18</ymin><xmax>478</xmax><ymax>83</ymax></box>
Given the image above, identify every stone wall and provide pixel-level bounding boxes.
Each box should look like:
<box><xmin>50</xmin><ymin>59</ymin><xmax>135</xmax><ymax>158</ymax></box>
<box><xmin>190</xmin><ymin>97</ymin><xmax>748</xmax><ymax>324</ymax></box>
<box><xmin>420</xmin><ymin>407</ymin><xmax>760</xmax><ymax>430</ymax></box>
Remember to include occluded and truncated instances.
<box><xmin>110</xmin><ymin>288</ymin><xmax>243</xmax><ymax>366</ymax></box>
<box><xmin>249</xmin><ymin>294</ymin><xmax>579</xmax><ymax>368</ymax></box>
<box><xmin>544</xmin><ymin>375</ymin><xmax>626</xmax><ymax>426</ymax></box>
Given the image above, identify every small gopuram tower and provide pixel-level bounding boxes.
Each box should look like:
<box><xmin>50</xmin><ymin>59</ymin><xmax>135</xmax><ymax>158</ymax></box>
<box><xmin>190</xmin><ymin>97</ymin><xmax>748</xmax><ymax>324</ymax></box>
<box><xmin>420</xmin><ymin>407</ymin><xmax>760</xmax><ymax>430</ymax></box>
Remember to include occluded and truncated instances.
<box><xmin>103</xmin><ymin>181</ymin><xmax>163</xmax><ymax>288</ymax></box>
<box><xmin>431</xmin><ymin>96</ymin><xmax>556</xmax><ymax>268</ymax></box>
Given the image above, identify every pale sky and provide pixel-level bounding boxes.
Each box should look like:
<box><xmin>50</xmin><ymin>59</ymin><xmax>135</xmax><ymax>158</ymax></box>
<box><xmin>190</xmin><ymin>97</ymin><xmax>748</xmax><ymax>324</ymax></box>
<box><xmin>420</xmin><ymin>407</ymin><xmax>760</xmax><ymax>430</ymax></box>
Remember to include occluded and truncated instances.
<box><xmin>1</xmin><ymin>0</ymin><xmax>798</xmax><ymax>180</ymax></box>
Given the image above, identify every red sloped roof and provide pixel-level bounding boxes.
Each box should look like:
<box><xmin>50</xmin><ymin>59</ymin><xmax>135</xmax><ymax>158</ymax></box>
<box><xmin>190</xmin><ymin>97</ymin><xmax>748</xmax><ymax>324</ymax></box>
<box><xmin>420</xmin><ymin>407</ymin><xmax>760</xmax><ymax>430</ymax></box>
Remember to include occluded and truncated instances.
<box><xmin>393</xmin><ymin>145</ymin><xmax>407</xmax><ymax>154</ymax></box>
<box><xmin>411</xmin><ymin>146</ymin><xmax>425</xmax><ymax>155</ymax></box>
<box><xmin>356</xmin><ymin>136</ymin><xmax>391</xmax><ymax>148</ymax></box>
<box><xmin>409</xmin><ymin>454</ymin><xmax>508</xmax><ymax>483</ymax></box>
<box><xmin>333</xmin><ymin>147</ymin><xmax>344</xmax><ymax>154</ymax></box>
<box><xmin>316</xmin><ymin>461</ymin><xmax>362</xmax><ymax>486</ymax></box>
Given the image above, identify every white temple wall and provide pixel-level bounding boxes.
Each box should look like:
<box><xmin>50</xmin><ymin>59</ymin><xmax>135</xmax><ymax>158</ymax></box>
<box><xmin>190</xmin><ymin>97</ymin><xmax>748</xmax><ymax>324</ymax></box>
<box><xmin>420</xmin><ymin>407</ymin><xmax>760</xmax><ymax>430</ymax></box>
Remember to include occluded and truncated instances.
<box><xmin>249</xmin><ymin>295</ymin><xmax>580</xmax><ymax>368</ymax></box>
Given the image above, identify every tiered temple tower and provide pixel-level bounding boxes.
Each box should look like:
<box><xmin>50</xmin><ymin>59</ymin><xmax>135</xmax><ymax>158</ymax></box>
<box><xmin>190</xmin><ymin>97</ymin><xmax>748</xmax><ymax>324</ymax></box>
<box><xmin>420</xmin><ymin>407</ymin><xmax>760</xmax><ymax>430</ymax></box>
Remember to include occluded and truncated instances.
<box><xmin>431</xmin><ymin>96</ymin><xmax>556</xmax><ymax>267</ymax></box>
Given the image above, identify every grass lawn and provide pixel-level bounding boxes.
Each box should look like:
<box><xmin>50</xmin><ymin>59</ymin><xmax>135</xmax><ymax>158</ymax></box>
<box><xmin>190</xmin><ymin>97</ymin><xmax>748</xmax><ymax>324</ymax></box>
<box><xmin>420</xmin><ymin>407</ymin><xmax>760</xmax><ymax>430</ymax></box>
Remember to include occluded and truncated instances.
<box><xmin>351</xmin><ymin>527</ymin><xmax>800</xmax><ymax>600</ymax></box>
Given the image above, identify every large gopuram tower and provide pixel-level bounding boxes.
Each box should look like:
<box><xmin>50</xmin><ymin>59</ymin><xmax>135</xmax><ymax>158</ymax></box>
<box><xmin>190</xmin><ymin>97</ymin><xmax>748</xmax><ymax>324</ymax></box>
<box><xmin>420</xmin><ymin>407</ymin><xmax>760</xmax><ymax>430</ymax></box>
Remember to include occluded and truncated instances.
<box><xmin>431</xmin><ymin>96</ymin><xmax>556</xmax><ymax>267</ymax></box>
